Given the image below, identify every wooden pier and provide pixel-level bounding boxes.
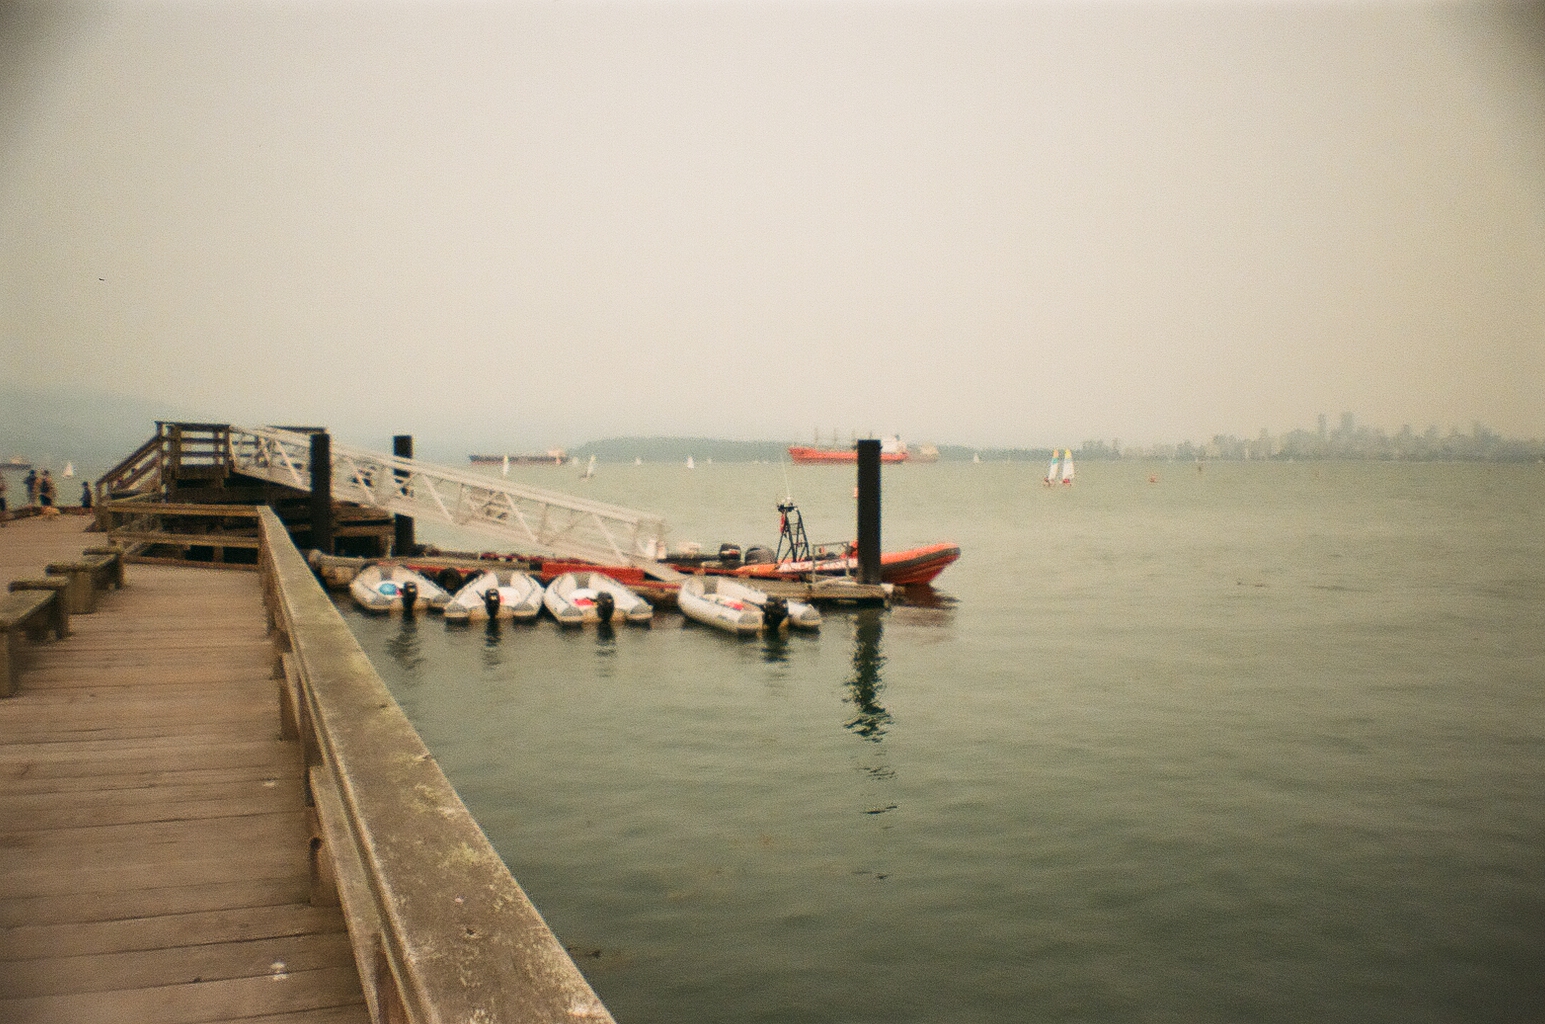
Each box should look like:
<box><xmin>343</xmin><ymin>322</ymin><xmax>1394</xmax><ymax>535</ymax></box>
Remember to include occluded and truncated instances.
<box><xmin>0</xmin><ymin>515</ymin><xmax>365</xmax><ymax>1022</ymax></box>
<box><xmin>0</xmin><ymin>512</ymin><xmax>615</xmax><ymax>1023</ymax></box>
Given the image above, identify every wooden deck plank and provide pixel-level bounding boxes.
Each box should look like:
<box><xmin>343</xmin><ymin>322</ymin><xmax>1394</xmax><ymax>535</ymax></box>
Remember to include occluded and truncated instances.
<box><xmin>0</xmin><ymin>898</ymin><xmax>349</xmax><ymax>961</ymax></box>
<box><xmin>2</xmin><ymin>763</ymin><xmax>293</xmax><ymax>795</ymax></box>
<box><xmin>210</xmin><ymin>1004</ymin><xmax>370</xmax><ymax>1024</ymax></box>
<box><xmin>0</xmin><ymin>930</ymin><xmax>357</xmax><ymax>998</ymax></box>
<box><xmin>0</xmin><ymin>808</ymin><xmax>308</xmax><ymax>857</ymax></box>
<box><xmin>0</xmin><ymin>965</ymin><xmax>366</xmax><ymax>1024</ymax></box>
<box><xmin>0</xmin><ymin>524</ymin><xmax>365</xmax><ymax>1022</ymax></box>
<box><xmin>0</xmin><ymin>734</ymin><xmax>293</xmax><ymax>764</ymax></box>
<box><xmin>0</xmin><ymin>878</ymin><xmax>310</xmax><ymax>928</ymax></box>
<box><xmin>3</xmin><ymin>845</ymin><xmax>307</xmax><ymax>900</ymax></box>
<box><xmin>1</xmin><ymin>778</ymin><xmax>305</xmax><ymax>829</ymax></box>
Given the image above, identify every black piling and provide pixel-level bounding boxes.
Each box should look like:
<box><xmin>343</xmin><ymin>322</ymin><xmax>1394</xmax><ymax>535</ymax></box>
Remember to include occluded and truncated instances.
<box><xmin>393</xmin><ymin>434</ymin><xmax>416</xmax><ymax>556</ymax></box>
<box><xmin>856</xmin><ymin>438</ymin><xmax>881</xmax><ymax>585</ymax></box>
<box><xmin>309</xmin><ymin>430</ymin><xmax>333</xmax><ymax>555</ymax></box>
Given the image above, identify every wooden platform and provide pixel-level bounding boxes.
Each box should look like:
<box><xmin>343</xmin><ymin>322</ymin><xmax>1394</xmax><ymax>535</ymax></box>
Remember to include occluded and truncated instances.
<box><xmin>0</xmin><ymin>516</ymin><xmax>367</xmax><ymax>1023</ymax></box>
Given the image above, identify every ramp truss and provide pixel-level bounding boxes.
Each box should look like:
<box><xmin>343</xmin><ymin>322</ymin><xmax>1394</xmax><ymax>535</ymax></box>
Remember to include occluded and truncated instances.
<box><xmin>228</xmin><ymin>426</ymin><xmax>675</xmax><ymax>575</ymax></box>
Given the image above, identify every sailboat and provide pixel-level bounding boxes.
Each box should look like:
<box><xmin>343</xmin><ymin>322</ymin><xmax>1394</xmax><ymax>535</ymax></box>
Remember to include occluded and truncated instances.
<box><xmin>581</xmin><ymin>454</ymin><xmax>596</xmax><ymax>479</ymax></box>
<box><xmin>634</xmin><ymin>456</ymin><xmax>642</xmax><ymax>466</ymax></box>
<box><xmin>1060</xmin><ymin>452</ymin><xmax>1075</xmax><ymax>486</ymax></box>
<box><xmin>62</xmin><ymin>462</ymin><xmax>74</xmax><ymax>478</ymax></box>
<box><xmin>1044</xmin><ymin>450</ymin><xmax>1061</xmax><ymax>486</ymax></box>
<box><xmin>686</xmin><ymin>456</ymin><xmax>695</xmax><ymax>470</ymax></box>
<box><xmin>501</xmin><ymin>454</ymin><xmax>509</xmax><ymax>477</ymax></box>
<box><xmin>972</xmin><ymin>453</ymin><xmax>981</xmax><ymax>464</ymax></box>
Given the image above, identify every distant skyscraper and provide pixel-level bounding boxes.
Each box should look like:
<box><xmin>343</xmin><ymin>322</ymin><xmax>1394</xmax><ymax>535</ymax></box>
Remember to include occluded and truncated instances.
<box><xmin>1318</xmin><ymin>414</ymin><xmax>1328</xmax><ymax>439</ymax></box>
<box><xmin>1341</xmin><ymin>412</ymin><xmax>1355</xmax><ymax>436</ymax></box>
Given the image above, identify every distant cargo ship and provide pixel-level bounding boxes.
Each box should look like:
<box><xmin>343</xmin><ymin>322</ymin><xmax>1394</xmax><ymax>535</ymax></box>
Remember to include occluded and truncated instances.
<box><xmin>788</xmin><ymin>435</ymin><xmax>910</xmax><ymax>464</ymax></box>
<box><xmin>469</xmin><ymin>450</ymin><xmax>566</xmax><ymax>466</ymax></box>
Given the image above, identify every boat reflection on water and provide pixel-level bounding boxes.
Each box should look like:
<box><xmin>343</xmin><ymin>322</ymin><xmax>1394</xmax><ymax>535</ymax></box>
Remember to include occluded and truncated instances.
<box><xmin>760</xmin><ymin>630</ymin><xmax>789</xmax><ymax>664</ymax></box>
<box><xmin>481</xmin><ymin>618</ymin><xmax>503</xmax><ymax>668</ymax></box>
<box><xmin>594</xmin><ymin>622</ymin><xmax>617</xmax><ymax>674</ymax></box>
<box><xmin>895</xmin><ymin>583</ymin><xmax>955</xmax><ymax>610</ymax></box>
<box><xmin>386</xmin><ymin>616</ymin><xmax>424</xmax><ymax>675</ymax></box>
<box><xmin>844</xmin><ymin>608</ymin><xmax>891</xmax><ymax>742</ymax></box>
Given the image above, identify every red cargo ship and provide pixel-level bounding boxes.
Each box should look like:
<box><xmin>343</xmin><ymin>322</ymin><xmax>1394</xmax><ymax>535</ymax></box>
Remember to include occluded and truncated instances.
<box><xmin>788</xmin><ymin>435</ymin><xmax>909</xmax><ymax>464</ymax></box>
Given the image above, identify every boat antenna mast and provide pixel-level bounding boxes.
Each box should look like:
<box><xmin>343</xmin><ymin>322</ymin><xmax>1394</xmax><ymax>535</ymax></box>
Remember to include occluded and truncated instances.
<box><xmin>775</xmin><ymin>498</ymin><xmax>811</xmax><ymax>564</ymax></box>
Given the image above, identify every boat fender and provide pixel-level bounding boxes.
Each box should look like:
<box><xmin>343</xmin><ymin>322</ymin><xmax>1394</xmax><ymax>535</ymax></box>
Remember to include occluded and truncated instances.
<box><xmin>482</xmin><ymin>587</ymin><xmax>501</xmax><ymax>618</ymax></box>
<box><xmin>762</xmin><ymin>596</ymin><xmax>789</xmax><ymax>632</ymax></box>
<box><xmin>400</xmin><ymin>580</ymin><xmax>419</xmax><ymax>613</ymax></box>
<box><xmin>594</xmin><ymin>590</ymin><xmax>616</xmax><ymax>624</ymax></box>
<box><xmin>437</xmin><ymin>567</ymin><xmax>463</xmax><ymax>592</ymax></box>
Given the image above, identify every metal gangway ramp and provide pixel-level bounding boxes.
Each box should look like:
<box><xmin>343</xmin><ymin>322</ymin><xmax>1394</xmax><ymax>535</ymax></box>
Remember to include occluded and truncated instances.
<box><xmin>228</xmin><ymin>426</ymin><xmax>683</xmax><ymax>580</ymax></box>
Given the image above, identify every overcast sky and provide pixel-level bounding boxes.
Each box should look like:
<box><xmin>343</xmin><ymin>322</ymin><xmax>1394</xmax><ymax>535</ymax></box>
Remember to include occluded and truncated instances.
<box><xmin>3</xmin><ymin>0</ymin><xmax>1542</xmax><ymax>450</ymax></box>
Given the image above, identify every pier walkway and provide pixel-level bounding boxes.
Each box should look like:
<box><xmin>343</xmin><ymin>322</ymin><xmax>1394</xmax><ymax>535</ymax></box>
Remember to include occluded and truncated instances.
<box><xmin>0</xmin><ymin>515</ymin><xmax>366</xmax><ymax>1023</ymax></box>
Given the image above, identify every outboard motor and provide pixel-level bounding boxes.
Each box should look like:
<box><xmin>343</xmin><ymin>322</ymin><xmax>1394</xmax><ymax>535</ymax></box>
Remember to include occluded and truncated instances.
<box><xmin>594</xmin><ymin>590</ymin><xmax>616</xmax><ymax>625</ymax></box>
<box><xmin>718</xmin><ymin>543</ymin><xmax>743</xmax><ymax>567</ymax></box>
<box><xmin>762</xmin><ymin>596</ymin><xmax>789</xmax><ymax>632</ymax></box>
<box><xmin>400</xmin><ymin>580</ymin><xmax>419</xmax><ymax>614</ymax></box>
<box><xmin>482</xmin><ymin>587</ymin><xmax>501</xmax><ymax>619</ymax></box>
<box><xmin>743</xmin><ymin>545</ymin><xmax>776</xmax><ymax>565</ymax></box>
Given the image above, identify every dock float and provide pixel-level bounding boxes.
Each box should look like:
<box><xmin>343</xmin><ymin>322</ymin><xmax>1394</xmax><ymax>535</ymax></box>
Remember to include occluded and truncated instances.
<box><xmin>0</xmin><ymin>511</ymin><xmax>616</xmax><ymax>1023</ymax></box>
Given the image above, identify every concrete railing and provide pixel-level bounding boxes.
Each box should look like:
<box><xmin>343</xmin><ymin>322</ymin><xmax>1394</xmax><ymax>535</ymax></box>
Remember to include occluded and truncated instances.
<box><xmin>257</xmin><ymin>507</ymin><xmax>615</xmax><ymax>1024</ymax></box>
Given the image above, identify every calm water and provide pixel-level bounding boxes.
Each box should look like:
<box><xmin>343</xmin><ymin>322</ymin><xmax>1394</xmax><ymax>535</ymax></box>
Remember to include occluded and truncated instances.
<box><xmin>339</xmin><ymin>460</ymin><xmax>1545</xmax><ymax>1023</ymax></box>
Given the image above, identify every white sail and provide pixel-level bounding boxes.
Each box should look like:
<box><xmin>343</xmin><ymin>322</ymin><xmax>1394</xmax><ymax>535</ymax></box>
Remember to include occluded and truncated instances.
<box><xmin>686</xmin><ymin>455</ymin><xmax>695</xmax><ymax>469</ymax></box>
<box><xmin>581</xmin><ymin>454</ymin><xmax>596</xmax><ymax>479</ymax></box>
<box><xmin>501</xmin><ymin>455</ymin><xmax>509</xmax><ymax>476</ymax></box>
<box><xmin>62</xmin><ymin>462</ymin><xmax>74</xmax><ymax>478</ymax></box>
<box><xmin>1045</xmin><ymin>450</ymin><xmax>1060</xmax><ymax>482</ymax></box>
<box><xmin>1061</xmin><ymin>454</ymin><xmax>1075</xmax><ymax>483</ymax></box>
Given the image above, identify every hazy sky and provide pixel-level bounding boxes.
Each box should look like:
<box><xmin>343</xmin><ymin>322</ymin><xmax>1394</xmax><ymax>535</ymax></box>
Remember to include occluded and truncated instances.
<box><xmin>3</xmin><ymin>0</ymin><xmax>1543</xmax><ymax>450</ymax></box>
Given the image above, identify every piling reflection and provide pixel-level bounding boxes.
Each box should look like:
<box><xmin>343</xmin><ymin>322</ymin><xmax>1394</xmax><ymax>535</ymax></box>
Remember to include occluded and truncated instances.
<box><xmin>844</xmin><ymin>608</ymin><xmax>891</xmax><ymax>742</ymax></box>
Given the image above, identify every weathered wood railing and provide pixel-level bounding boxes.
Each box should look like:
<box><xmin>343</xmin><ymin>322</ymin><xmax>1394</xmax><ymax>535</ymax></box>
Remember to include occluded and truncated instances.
<box><xmin>95</xmin><ymin>429</ymin><xmax>166</xmax><ymax>503</ymax></box>
<box><xmin>257</xmin><ymin>507</ymin><xmax>615</xmax><ymax>1024</ymax></box>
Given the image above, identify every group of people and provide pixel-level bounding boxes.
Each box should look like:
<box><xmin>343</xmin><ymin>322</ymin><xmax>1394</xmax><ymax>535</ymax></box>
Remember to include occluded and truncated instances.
<box><xmin>0</xmin><ymin>469</ymin><xmax>91</xmax><ymax>518</ymax></box>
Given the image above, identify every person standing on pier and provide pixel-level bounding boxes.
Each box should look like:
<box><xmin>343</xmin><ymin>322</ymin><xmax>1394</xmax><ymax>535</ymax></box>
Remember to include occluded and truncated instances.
<box><xmin>38</xmin><ymin>470</ymin><xmax>55</xmax><ymax>508</ymax></box>
<box><xmin>24</xmin><ymin>468</ymin><xmax>37</xmax><ymax>503</ymax></box>
<box><xmin>0</xmin><ymin>472</ymin><xmax>7</xmax><ymax>523</ymax></box>
<box><xmin>81</xmin><ymin>481</ymin><xmax>92</xmax><ymax>509</ymax></box>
